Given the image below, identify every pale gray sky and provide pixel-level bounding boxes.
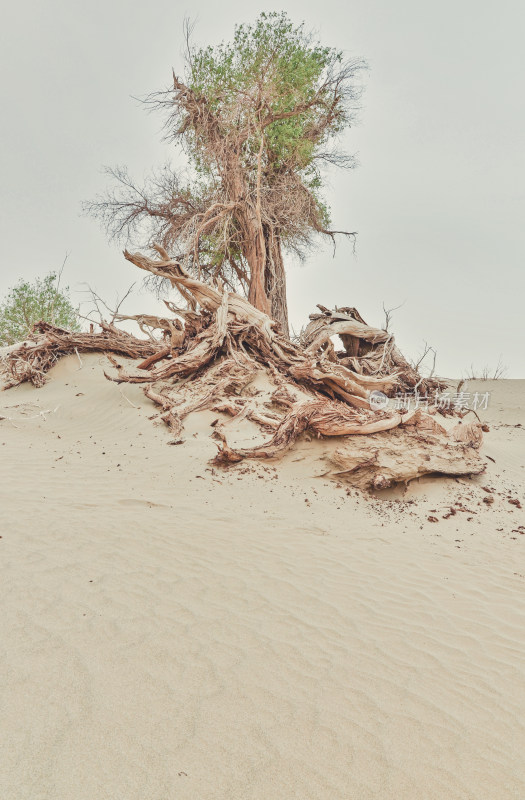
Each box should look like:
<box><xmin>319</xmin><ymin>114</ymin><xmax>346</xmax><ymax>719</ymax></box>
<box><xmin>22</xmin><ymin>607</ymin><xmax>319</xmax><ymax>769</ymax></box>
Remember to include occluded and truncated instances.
<box><xmin>0</xmin><ymin>0</ymin><xmax>523</xmax><ymax>376</ymax></box>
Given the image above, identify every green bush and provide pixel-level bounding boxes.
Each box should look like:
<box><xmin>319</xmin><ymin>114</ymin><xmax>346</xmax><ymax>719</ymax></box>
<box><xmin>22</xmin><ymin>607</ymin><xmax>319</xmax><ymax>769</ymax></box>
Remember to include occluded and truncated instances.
<box><xmin>0</xmin><ymin>272</ymin><xmax>80</xmax><ymax>346</ymax></box>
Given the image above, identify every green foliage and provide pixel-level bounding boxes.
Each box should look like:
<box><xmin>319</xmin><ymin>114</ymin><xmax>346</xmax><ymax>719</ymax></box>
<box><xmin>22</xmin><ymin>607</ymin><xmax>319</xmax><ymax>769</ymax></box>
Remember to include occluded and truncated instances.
<box><xmin>0</xmin><ymin>273</ymin><xmax>80</xmax><ymax>346</ymax></box>
<box><xmin>188</xmin><ymin>12</ymin><xmax>353</xmax><ymax>197</ymax></box>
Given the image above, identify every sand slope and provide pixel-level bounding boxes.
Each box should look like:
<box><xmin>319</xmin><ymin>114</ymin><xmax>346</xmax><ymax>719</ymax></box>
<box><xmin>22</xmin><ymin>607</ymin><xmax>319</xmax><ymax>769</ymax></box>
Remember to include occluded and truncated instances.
<box><xmin>1</xmin><ymin>355</ymin><xmax>524</xmax><ymax>799</ymax></box>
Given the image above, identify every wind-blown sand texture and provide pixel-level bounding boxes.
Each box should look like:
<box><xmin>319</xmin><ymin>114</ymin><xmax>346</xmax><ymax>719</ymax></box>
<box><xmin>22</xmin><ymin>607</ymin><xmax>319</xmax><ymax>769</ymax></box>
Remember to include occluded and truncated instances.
<box><xmin>1</xmin><ymin>355</ymin><xmax>524</xmax><ymax>799</ymax></box>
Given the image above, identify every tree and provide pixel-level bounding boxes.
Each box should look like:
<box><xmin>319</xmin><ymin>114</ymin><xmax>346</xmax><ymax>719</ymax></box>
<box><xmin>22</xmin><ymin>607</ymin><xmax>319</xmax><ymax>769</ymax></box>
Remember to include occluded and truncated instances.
<box><xmin>86</xmin><ymin>12</ymin><xmax>366</xmax><ymax>336</ymax></box>
<box><xmin>0</xmin><ymin>272</ymin><xmax>80</xmax><ymax>346</ymax></box>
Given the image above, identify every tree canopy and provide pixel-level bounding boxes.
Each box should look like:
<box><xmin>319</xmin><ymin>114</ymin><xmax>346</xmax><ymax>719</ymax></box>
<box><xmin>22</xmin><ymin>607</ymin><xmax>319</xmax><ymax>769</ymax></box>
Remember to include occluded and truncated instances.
<box><xmin>87</xmin><ymin>12</ymin><xmax>366</xmax><ymax>335</ymax></box>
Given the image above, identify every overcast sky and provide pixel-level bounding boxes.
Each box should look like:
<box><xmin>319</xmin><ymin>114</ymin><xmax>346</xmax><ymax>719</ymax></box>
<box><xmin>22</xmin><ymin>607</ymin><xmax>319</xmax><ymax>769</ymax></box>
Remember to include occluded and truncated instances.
<box><xmin>0</xmin><ymin>0</ymin><xmax>523</xmax><ymax>376</ymax></box>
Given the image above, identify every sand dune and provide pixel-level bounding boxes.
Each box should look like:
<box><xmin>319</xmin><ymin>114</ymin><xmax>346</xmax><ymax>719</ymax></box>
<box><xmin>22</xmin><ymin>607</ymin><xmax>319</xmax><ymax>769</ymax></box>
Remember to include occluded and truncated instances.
<box><xmin>1</xmin><ymin>355</ymin><xmax>524</xmax><ymax>799</ymax></box>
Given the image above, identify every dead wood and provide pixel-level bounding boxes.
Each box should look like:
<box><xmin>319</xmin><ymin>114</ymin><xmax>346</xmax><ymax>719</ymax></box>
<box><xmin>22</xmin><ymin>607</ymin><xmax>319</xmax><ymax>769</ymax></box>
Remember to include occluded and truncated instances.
<box><xmin>301</xmin><ymin>306</ymin><xmax>444</xmax><ymax>394</ymax></box>
<box><xmin>1</xmin><ymin>249</ymin><xmax>482</xmax><ymax>490</ymax></box>
<box><xmin>121</xmin><ymin>251</ymin><xmax>404</xmax><ymax>404</ymax></box>
<box><xmin>1</xmin><ymin>321</ymin><xmax>165</xmax><ymax>388</ymax></box>
<box><xmin>212</xmin><ymin>401</ymin><xmax>417</xmax><ymax>464</ymax></box>
<box><xmin>143</xmin><ymin>356</ymin><xmax>259</xmax><ymax>441</ymax></box>
<box><xmin>328</xmin><ymin>413</ymin><xmax>486</xmax><ymax>490</ymax></box>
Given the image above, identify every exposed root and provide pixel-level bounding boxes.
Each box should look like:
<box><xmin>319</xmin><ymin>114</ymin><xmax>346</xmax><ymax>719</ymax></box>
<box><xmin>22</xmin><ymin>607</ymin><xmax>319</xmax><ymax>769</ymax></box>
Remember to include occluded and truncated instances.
<box><xmin>301</xmin><ymin>305</ymin><xmax>444</xmax><ymax>394</ymax></box>
<box><xmin>328</xmin><ymin>413</ymin><xmax>486</xmax><ymax>490</ymax></box>
<box><xmin>2</xmin><ymin>321</ymin><xmax>164</xmax><ymax>388</ymax></box>
<box><xmin>1</xmin><ymin>249</ymin><xmax>483</xmax><ymax>489</ymax></box>
<box><xmin>142</xmin><ymin>355</ymin><xmax>259</xmax><ymax>441</ymax></box>
<box><xmin>212</xmin><ymin>401</ymin><xmax>417</xmax><ymax>464</ymax></box>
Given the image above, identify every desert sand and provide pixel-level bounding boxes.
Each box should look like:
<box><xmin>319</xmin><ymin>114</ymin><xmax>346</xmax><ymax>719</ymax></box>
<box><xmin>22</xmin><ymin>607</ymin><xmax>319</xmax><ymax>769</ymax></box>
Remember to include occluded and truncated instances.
<box><xmin>1</xmin><ymin>354</ymin><xmax>524</xmax><ymax>799</ymax></box>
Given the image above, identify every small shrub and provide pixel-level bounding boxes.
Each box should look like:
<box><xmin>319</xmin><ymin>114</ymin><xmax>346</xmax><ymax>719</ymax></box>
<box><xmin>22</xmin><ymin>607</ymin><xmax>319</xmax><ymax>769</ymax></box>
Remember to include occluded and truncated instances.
<box><xmin>0</xmin><ymin>272</ymin><xmax>80</xmax><ymax>346</ymax></box>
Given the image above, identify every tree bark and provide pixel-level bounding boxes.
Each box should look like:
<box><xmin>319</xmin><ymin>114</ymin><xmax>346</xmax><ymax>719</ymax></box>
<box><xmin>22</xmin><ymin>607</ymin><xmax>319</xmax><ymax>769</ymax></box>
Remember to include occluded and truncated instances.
<box><xmin>264</xmin><ymin>229</ymin><xmax>289</xmax><ymax>338</ymax></box>
<box><xmin>246</xmin><ymin>228</ymin><xmax>271</xmax><ymax>319</ymax></box>
<box><xmin>245</xmin><ymin>226</ymin><xmax>289</xmax><ymax>338</ymax></box>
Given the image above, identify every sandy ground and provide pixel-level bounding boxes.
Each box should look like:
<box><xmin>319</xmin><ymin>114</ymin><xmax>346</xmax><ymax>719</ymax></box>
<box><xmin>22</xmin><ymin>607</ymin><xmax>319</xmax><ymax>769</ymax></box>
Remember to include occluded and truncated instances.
<box><xmin>1</xmin><ymin>354</ymin><xmax>524</xmax><ymax>799</ymax></box>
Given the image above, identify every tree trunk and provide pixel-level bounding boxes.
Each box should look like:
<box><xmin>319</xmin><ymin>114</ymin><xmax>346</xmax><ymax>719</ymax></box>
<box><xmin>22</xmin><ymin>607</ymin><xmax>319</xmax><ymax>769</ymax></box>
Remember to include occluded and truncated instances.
<box><xmin>246</xmin><ymin>226</ymin><xmax>271</xmax><ymax>319</ymax></box>
<box><xmin>264</xmin><ymin>229</ymin><xmax>289</xmax><ymax>338</ymax></box>
<box><xmin>245</xmin><ymin>228</ymin><xmax>289</xmax><ymax>337</ymax></box>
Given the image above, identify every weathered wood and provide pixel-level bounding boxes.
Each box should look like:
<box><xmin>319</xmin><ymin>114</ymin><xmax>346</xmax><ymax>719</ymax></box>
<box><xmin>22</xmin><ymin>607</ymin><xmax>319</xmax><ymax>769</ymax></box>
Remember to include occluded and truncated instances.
<box><xmin>2</xmin><ymin>321</ymin><xmax>165</xmax><ymax>388</ymax></box>
<box><xmin>328</xmin><ymin>416</ymin><xmax>485</xmax><ymax>490</ymax></box>
<box><xmin>213</xmin><ymin>402</ymin><xmax>417</xmax><ymax>464</ymax></box>
<box><xmin>2</xmin><ymin>249</ymin><xmax>482</xmax><ymax>490</ymax></box>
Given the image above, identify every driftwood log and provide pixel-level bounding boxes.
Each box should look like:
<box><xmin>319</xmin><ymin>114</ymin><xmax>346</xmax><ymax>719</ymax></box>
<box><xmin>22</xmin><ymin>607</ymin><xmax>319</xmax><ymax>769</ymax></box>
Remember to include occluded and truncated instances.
<box><xmin>1</xmin><ymin>248</ymin><xmax>484</xmax><ymax>488</ymax></box>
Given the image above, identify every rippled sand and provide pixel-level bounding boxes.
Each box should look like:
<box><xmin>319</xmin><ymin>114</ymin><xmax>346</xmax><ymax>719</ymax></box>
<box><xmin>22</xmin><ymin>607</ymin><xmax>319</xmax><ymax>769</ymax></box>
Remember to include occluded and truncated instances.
<box><xmin>1</xmin><ymin>356</ymin><xmax>524</xmax><ymax>799</ymax></box>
